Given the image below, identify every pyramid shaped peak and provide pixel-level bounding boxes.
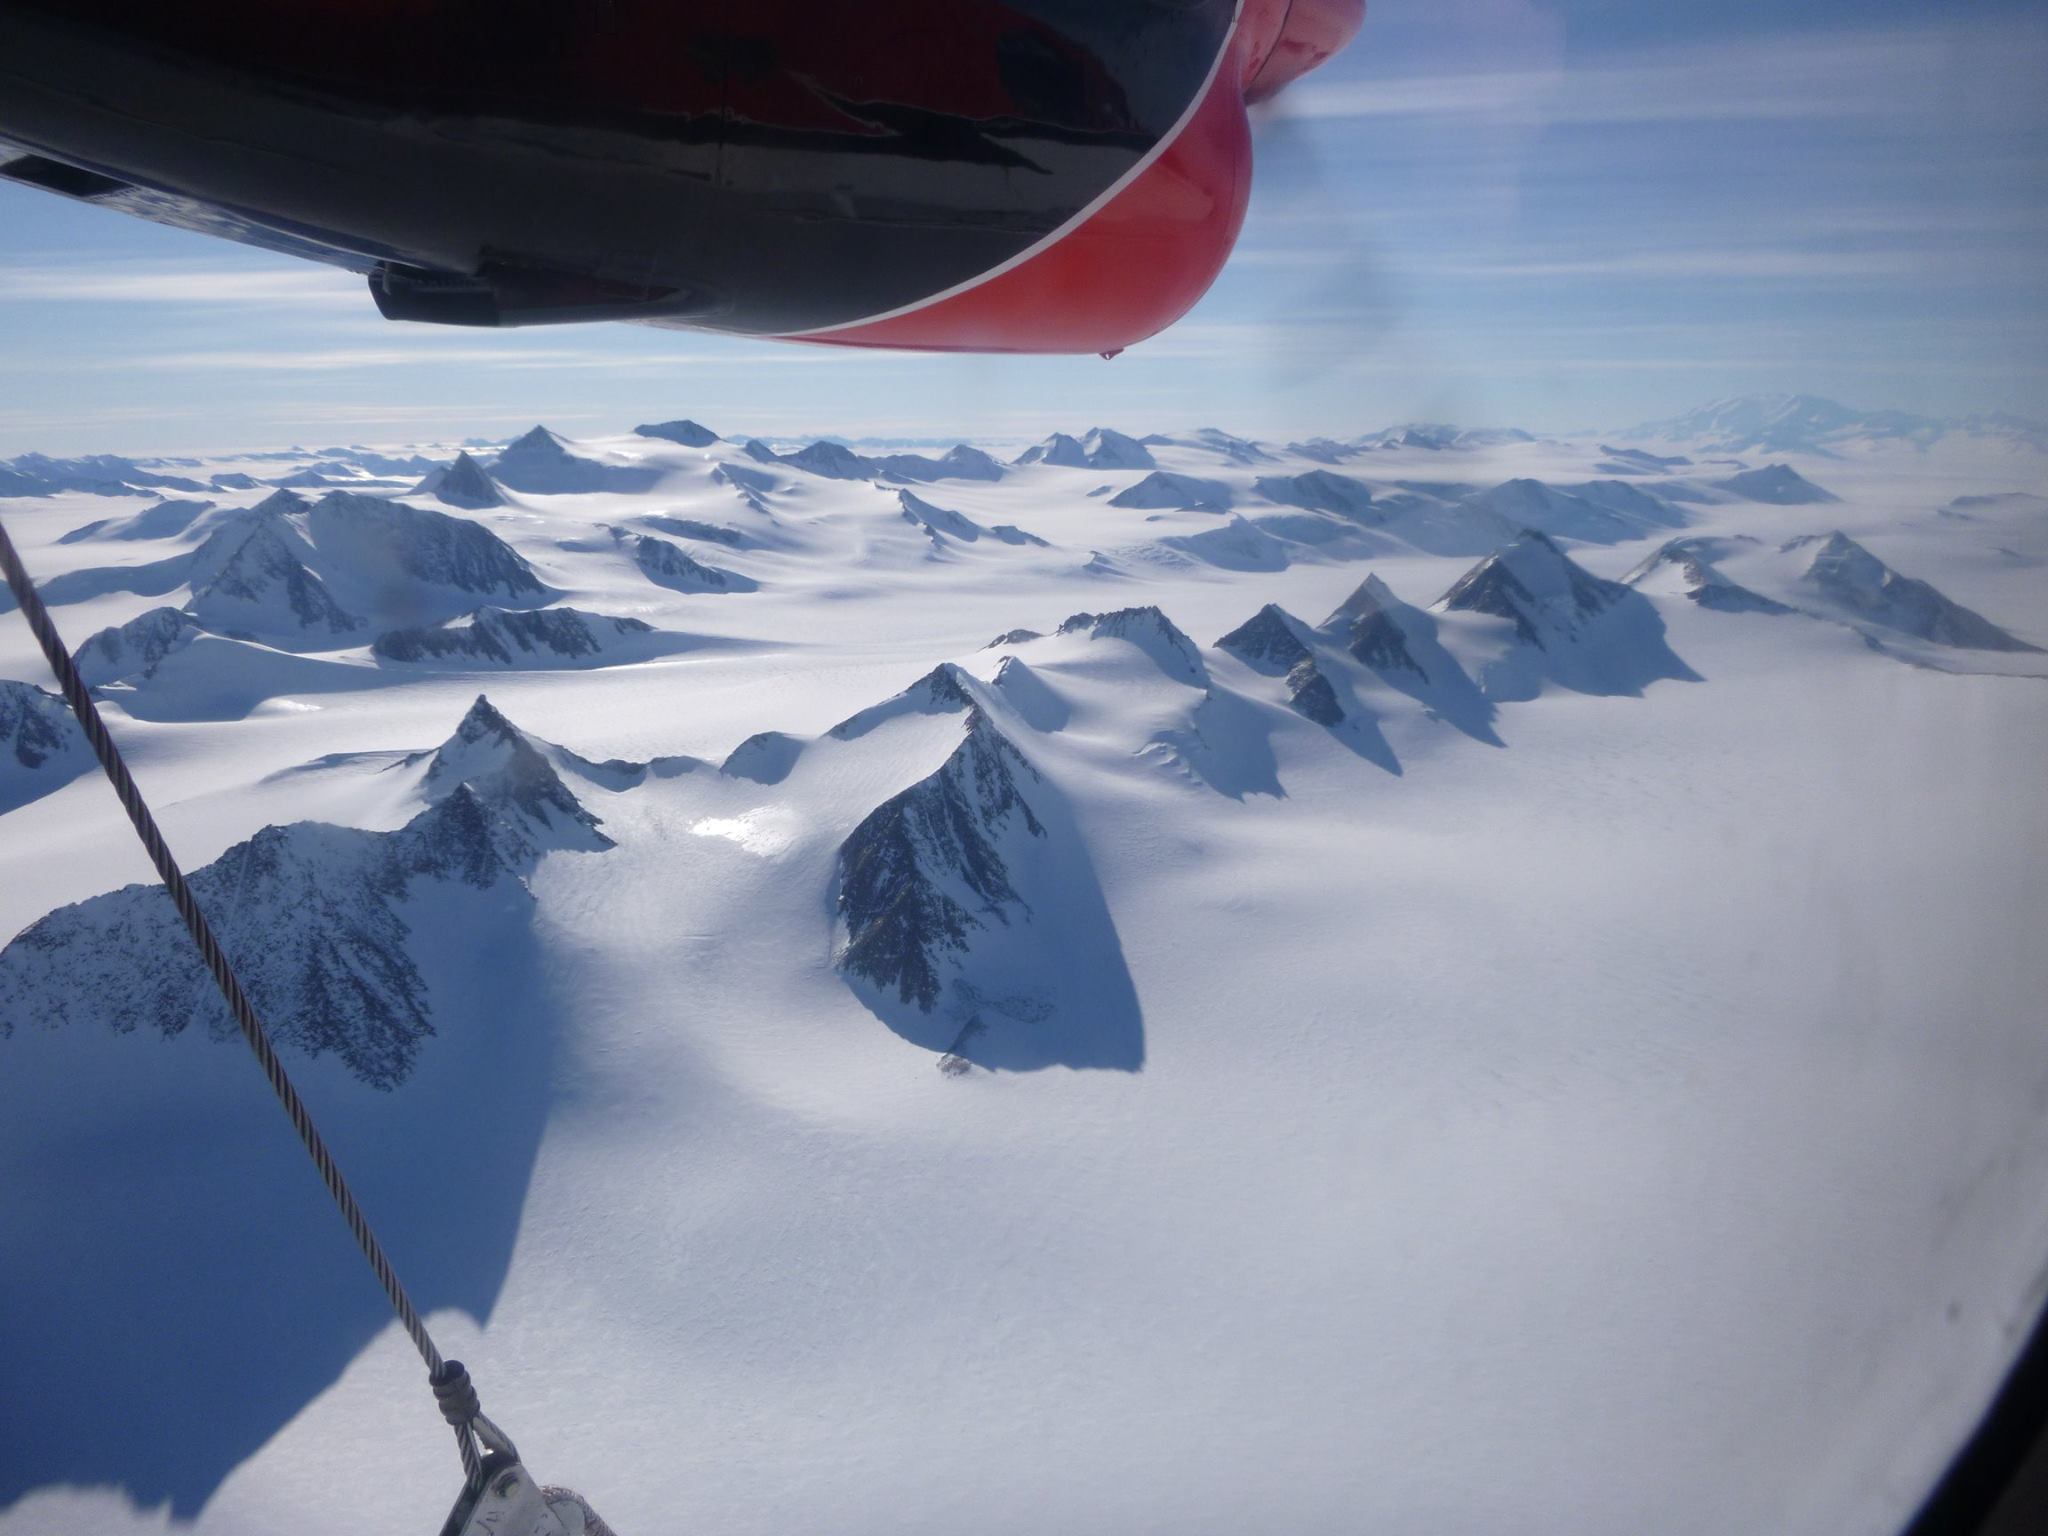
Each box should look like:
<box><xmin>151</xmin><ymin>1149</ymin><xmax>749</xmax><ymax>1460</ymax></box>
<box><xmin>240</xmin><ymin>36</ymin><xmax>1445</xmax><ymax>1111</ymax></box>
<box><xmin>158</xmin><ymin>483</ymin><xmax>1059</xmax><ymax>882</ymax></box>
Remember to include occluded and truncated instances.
<box><xmin>1216</xmin><ymin>604</ymin><xmax>1313</xmax><ymax>674</ymax></box>
<box><xmin>423</xmin><ymin>696</ymin><xmax>609</xmax><ymax>852</ymax></box>
<box><xmin>1439</xmin><ymin>531</ymin><xmax>1626</xmax><ymax>642</ymax></box>
<box><xmin>419</xmin><ymin>450</ymin><xmax>506</xmax><ymax>509</ymax></box>
<box><xmin>504</xmin><ymin>425</ymin><xmax>569</xmax><ymax>454</ymax></box>
<box><xmin>1323</xmin><ymin>572</ymin><xmax>1407</xmax><ymax>630</ymax></box>
<box><xmin>454</xmin><ymin>692</ymin><xmax>517</xmax><ymax>740</ymax></box>
<box><xmin>250</xmin><ymin>488</ymin><xmax>311</xmax><ymax>517</ymax></box>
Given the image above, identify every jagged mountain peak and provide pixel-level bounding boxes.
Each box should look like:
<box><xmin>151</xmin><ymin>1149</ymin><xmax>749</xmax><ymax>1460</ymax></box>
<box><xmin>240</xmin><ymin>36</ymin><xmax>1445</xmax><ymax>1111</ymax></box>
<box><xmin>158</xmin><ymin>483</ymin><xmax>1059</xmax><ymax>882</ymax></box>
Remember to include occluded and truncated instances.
<box><xmin>413</xmin><ymin>450</ymin><xmax>506</xmax><ymax>510</ymax></box>
<box><xmin>1320</xmin><ymin>574</ymin><xmax>1435</xmax><ymax>683</ymax></box>
<box><xmin>187</xmin><ymin>514</ymin><xmax>363</xmax><ymax>638</ymax></box>
<box><xmin>1216</xmin><ymin>604</ymin><xmax>1314</xmax><ymax>674</ymax></box>
<box><xmin>1438</xmin><ymin>532</ymin><xmax>1626</xmax><ymax>646</ymax></box>
<box><xmin>896</xmin><ymin>488</ymin><xmax>987</xmax><ymax>544</ymax></box>
<box><xmin>1322</xmin><ymin>572</ymin><xmax>1404</xmax><ymax>630</ymax></box>
<box><xmin>75</xmin><ymin>606</ymin><xmax>210</xmax><ymax>685</ymax></box>
<box><xmin>835</xmin><ymin>708</ymin><xmax>1045</xmax><ymax>1014</ymax></box>
<box><xmin>504</xmin><ymin>425</ymin><xmax>569</xmax><ymax>455</ymax></box>
<box><xmin>1056</xmin><ymin>606</ymin><xmax>1207</xmax><ymax>685</ymax></box>
<box><xmin>0</xmin><ymin>764</ymin><xmax>602</xmax><ymax>1086</ymax></box>
<box><xmin>828</xmin><ymin>662</ymin><xmax>978</xmax><ymax>740</ymax></box>
<box><xmin>420</xmin><ymin>695</ymin><xmax>612</xmax><ymax>853</ymax></box>
<box><xmin>248</xmin><ymin>488</ymin><xmax>312</xmax><ymax>518</ymax></box>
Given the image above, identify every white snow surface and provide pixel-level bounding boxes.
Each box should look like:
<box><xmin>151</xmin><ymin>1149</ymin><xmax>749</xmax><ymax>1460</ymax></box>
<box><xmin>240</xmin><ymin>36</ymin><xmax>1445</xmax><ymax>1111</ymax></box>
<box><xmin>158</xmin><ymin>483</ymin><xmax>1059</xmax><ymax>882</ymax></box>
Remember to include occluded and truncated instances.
<box><xmin>2</xmin><ymin>418</ymin><xmax>2047</xmax><ymax>1536</ymax></box>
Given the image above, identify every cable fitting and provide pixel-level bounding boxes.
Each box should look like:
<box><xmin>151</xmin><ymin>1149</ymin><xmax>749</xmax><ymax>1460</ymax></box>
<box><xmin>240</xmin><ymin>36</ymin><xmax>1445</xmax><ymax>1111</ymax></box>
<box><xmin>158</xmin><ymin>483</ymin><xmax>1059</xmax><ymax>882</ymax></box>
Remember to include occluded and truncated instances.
<box><xmin>431</xmin><ymin>1360</ymin><xmax>482</xmax><ymax>1427</ymax></box>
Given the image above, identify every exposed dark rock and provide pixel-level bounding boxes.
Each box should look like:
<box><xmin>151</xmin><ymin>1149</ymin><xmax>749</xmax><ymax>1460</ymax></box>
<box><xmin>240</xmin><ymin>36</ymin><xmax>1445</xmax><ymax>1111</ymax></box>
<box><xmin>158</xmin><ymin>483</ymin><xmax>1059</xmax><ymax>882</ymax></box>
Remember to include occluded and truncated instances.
<box><xmin>75</xmin><ymin>607</ymin><xmax>209</xmax><ymax>684</ymax></box>
<box><xmin>413</xmin><ymin>694</ymin><xmax>614</xmax><ymax>858</ymax></box>
<box><xmin>1285</xmin><ymin>657</ymin><xmax>1345</xmax><ymax>726</ymax></box>
<box><xmin>1624</xmin><ymin>538</ymin><xmax>1791</xmax><ymax>615</ymax></box>
<box><xmin>186</xmin><ymin>517</ymin><xmax>363</xmax><ymax>638</ymax></box>
<box><xmin>836</xmin><ymin>711</ymin><xmax>1044</xmax><ymax>1012</ymax></box>
<box><xmin>1439</xmin><ymin>531</ymin><xmax>1628</xmax><ymax>648</ymax></box>
<box><xmin>1057</xmin><ymin>606</ymin><xmax>1207</xmax><ymax>685</ymax></box>
<box><xmin>616</xmin><ymin>528</ymin><xmax>753</xmax><ymax>592</ymax></box>
<box><xmin>829</xmin><ymin>663</ymin><xmax>976</xmax><ymax>740</ymax></box>
<box><xmin>1326</xmin><ymin>575</ymin><xmax>1428</xmax><ymax>678</ymax></box>
<box><xmin>1216</xmin><ymin>604</ymin><xmax>1314</xmax><ymax>674</ymax></box>
<box><xmin>374</xmin><ymin>606</ymin><xmax>655</xmax><ymax>665</ymax></box>
<box><xmin>1</xmin><ymin>680</ymin><xmax>75</xmax><ymax>770</ymax></box>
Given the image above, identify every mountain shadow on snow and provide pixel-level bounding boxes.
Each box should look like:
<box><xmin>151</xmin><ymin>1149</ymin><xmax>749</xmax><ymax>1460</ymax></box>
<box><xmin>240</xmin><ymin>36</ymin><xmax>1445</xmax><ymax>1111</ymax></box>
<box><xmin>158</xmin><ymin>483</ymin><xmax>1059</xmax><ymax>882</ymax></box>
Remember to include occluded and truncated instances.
<box><xmin>834</xmin><ymin>709</ymin><xmax>1142</xmax><ymax>1072</ymax></box>
<box><xmin>0</xmin><ymin>778</ymin><xmax>577</xmax><ymax>1512</ymax></box>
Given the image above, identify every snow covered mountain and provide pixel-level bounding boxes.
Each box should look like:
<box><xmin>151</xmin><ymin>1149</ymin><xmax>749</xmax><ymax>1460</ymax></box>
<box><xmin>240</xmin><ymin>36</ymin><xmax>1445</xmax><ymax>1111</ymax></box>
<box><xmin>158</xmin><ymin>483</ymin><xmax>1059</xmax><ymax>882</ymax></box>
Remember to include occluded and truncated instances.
<box><xmin>0</xmin><ymin>678</ymin><xmax>90</xmax><ymax>812</ymax></box>
<box><xmin>57</xmin><ymin>496</ymin><xmax>225</xmax><ymax>544</ymax></box>
<box><xmin>1254</xmin><ymin>468</ymin><xmax>1377</xmax><ymax>519</ymax></box>
<box><xmin>1628</xmin><ymin>393</ymin><xmax>2048</xmax><ymax>456</ymax></box>
<box><xmin>1436</xmin><ymin>531</ymin><xmax>1699</xmax><ymax>699</ymax></box>
<box><xmin>1108</xmin><ymin>471</ymin><xmax>1234</xmax><ymax>512</ymax></box>
<box><xmin>489</xmin><ymin>426</ymin><xmax>662</xmax><ymax>494</ymax></box>
<box><xmin>1015</xmin><ymin>427</ymin><xmax>1156</xmax><ymax>470</ymax></box>
<box><xmin>612</xmin><ymin>527</ymin><xmax>754</xmax><ymax>593</ymax></box>
<box><xmin>373</xmin><ymin>606</ymin><xmax>670</xmax><ymax>667</ymax></box>
<box><xmin>1796</xmin><ymin>531</ymin><xmax>2041</xmax><ymax>652</ymax></box>
<box><xmin>1216</xmin><ymin>605</ymin><xmax>1343</xmax><ymax>725</ymax></box>
<box><xmin>410</xmin><ymin>451</ymin><xmax>507</xmax><ymax>510</ymax></box>
<box><xmin>835</xmin><ymin>709</ymin><xmax>1041</xmax><ymax>1018</ymax></box>
<box><xmin>2</xmin><ymin>407</ymin><xmax>2046</xmax><ymax>1536</ymax></box>
<box><xmin>0</xmin><ymin>697</ymin><xmax>612</xmax><ymax>1088</ymax></box>
<box><xmin>26</xmin><ymin>488</ymin><xmax>551</xmax><ymax>654</ymax></box>
<box><xmin>1624</xmin><ymin>538</ymin><xmax>1792</xmax><ymax>616</ymax></box>
<box><xmin>73</xmin><ymin>605</ymin><xmax>211</xmax><ymax>684</ymax></box>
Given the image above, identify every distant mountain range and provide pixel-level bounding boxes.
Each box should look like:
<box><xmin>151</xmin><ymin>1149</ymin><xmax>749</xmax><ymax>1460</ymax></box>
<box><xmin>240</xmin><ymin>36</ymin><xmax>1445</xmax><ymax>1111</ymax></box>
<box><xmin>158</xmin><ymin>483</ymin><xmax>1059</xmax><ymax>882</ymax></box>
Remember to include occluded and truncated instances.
<box><xmin>1624</xmin><ymin>394</ymin><xmax>2048</xmax><ymax>456</ymax></box>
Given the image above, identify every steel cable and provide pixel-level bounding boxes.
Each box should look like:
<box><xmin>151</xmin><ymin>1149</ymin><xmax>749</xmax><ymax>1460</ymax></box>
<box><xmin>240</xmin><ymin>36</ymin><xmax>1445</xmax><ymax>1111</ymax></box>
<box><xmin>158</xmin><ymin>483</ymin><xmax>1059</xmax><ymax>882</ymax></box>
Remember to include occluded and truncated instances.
<box><xmin>0</xmin><ymin>514</ymin><xmax>483</xmax><ymax>1490</ymax></box>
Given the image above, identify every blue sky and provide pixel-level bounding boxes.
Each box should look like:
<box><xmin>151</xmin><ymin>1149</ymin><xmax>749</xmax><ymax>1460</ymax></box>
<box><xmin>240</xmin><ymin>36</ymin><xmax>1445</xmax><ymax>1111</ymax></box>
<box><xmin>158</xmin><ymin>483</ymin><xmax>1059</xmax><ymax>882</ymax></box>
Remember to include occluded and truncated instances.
<box><xmin>1</xmin><ymin>0</ymin><xmax>2043</xmax><ymax>455</ymax></box>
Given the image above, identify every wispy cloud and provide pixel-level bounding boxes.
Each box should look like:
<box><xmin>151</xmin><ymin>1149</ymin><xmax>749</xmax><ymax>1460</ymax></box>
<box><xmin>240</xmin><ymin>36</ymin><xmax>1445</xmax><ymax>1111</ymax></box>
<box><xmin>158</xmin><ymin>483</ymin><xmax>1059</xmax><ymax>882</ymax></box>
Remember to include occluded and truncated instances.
<box><xmin>1284</xmin><ymin>21</ymin><xmax>2048</xmax><ymax>127</ymax></box>
<box><xmin>0</xmin><ymin>262</ymin><xmax>365</xmax><ymax>306</ymax></box>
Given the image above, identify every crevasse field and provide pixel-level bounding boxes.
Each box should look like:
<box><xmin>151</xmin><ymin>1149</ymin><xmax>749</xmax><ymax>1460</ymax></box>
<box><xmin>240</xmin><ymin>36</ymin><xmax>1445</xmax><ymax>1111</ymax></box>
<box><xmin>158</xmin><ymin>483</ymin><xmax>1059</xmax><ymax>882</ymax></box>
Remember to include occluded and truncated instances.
<box><xmin>2</xmin><ymin>402</ymin><xmax>2046</xmax><ymax>1536</ymax></box>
